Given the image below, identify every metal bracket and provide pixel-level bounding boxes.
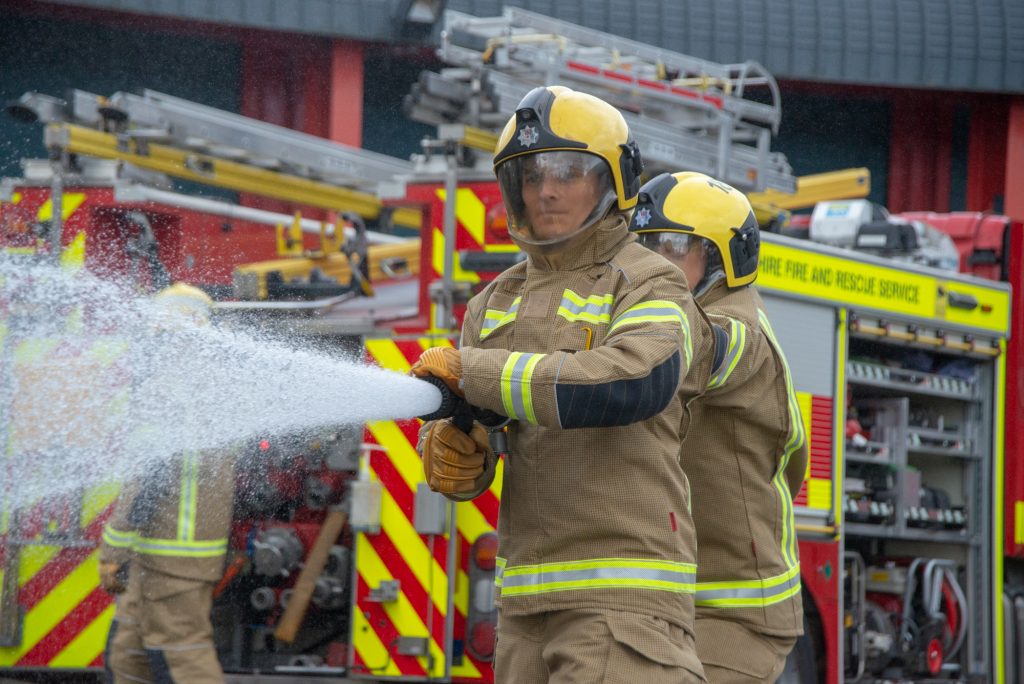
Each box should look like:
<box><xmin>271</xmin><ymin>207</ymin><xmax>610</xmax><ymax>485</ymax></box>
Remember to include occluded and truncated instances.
<box><xmin>366</xmin><ymin>579</ymin><xmax>400</xmax><ymax>603</ymax></box>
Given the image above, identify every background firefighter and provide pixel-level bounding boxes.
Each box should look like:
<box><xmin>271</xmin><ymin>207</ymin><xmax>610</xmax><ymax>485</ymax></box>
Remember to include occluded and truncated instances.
<box><xmin>630</xmin><ymin>172</ymin><xmax>809</xmax><ymax>683</ymax></box>
<box><xmin>99</xmin><ymin>283</ymin><xmax>236</xmax><ymax>684</ymax></box>
<box><xmin>411</xmin><ymin>86</ymin><xmax>718</xmax><ymax>683</ymax></box>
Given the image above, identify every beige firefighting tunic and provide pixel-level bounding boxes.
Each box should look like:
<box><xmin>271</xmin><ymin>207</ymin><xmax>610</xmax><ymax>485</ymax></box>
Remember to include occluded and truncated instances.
<box><xmin>456</xmin><ymin>215</ymin><xmax>715</xmax><ymax>633</ymax></box>
<box><xmin>683</xmin><ymin>280</ymin><xmax>807</xmax><ymax>638</ymax></box>
<box><xmin>100</xmin><ymin>448</ymin><xmax>235</xmax><ymax>581</ymax></box>
<box><xmin>101</xmin><ymin>448</ymin><xmax>235</xmax><ymax>683</ymax></box>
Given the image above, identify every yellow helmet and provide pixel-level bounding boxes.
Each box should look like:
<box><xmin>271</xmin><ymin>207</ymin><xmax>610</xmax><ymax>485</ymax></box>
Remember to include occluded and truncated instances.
<box><xmin>629</xmin><ymin>172</ymin><xmax>760</xmax><ymax>288</ymax></box>
<box><xmin>493</xmin><ymin>86</ymin><xmax>643</xmax><ymax>249</ymax></box>
<box><xmin>153</xmin><ymin>282</ymin><xmax>213</xmax><ymax>325</ymax></box>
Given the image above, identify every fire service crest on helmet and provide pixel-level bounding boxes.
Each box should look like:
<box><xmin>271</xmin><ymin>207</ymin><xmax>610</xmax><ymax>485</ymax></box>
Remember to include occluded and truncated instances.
<box><xmin>517</xmin><ymin>125</ymin><xmax>539</xmax><ymax>148</ymax></box>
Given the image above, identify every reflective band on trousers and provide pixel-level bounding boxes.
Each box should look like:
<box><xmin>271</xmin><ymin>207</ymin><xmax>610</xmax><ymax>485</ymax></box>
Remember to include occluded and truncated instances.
<box><xmin>695</xmin><ymin>565</ymin><xmax>801</xmax><ymax>608</ymax></box>
<box><xmin>495</xmin><ymin>557</ymin><xmax>697</xmax><ymax>597</ymax></box>
<box><xmin>481</xmin><ymin>296</ymin><xmax>521</xmax><ymax>340</ymax></box>
<box><xmin>707</xmin><ymin>318</ymin><xmax>746</xmax><ymax>390</ymax></box>
<box><xmin>608</xmin><ymin>300</ymin><xmax>691</xmax><ymax>365</ymax></box>
<box><xmin>500</xmin><ymin>351</ymin><xmax>545</xmax><ymax>424</ymax></box>
<box><xmin>557</xmin><ymin>289</ymin><xmax>613</xmax><ymax>324</ymax></box>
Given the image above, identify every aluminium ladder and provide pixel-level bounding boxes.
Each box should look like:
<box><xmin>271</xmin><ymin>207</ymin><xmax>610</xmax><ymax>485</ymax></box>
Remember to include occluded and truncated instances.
<box><xmin>406</xmin><ymin>7</ymin><xmax>796</xmax><ymax>193</ymax></box>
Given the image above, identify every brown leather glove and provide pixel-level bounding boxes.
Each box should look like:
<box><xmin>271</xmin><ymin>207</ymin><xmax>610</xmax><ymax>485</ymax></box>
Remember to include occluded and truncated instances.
<box><xmin>99</xmin><ymin>561</ymin><xmax>128</xmax><ymax>595</ymax></box>
<box><xmin>410</xmin><ymin>346</ymin><xmax>463</xmax><ymax>397</ymax></box>
<box><xmin>418</xmin><ymin>419</ymin><xmax>494</xmax><ymax>498</ymax></box>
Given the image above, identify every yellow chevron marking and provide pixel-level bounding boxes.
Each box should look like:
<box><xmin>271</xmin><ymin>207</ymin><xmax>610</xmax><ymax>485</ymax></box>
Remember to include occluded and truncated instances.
<box><xmin>418</xmin><ymin>337</ymin><xmax>455</xmax><ymax>351</ymax></box>
<box><xmin>806</xmin><ymin>478</ymin><xmax>832</xmax><ymax>511</ymax></box>
<box><xmin>13</xmin><ymin>337</ymin><xmax>59</xmax><ymax>364</ymax></box>
<box><xmin>379</xmin><ymin>487</ymin><xmax>448</xmax><ymax>615</ymax></box>
<box><xmin>489</xmin><ymin>457</ymin><xmax>504</xmax><ymax>499</ymax></box>
<box><xmin>366</xmin><ymin>338</ymin><xmax>411</xmax><ymax>374</ymax></box>
<box><xmin>49</xmin><ymin>601</ymin><xmax>115</xmax><ymax>667</ymax></box>
<box><xmin>60</xmin><ymin>230</ymin><xmax>86</xmax><ymax>270</ymax></box>
<box><xmin>455</xmin><ymin>497</ymin><xmax>494</xmax><ymax>548</ymax></box>
<box><xmin>366</xmin><ymin>421</ymin><xmax>421</xmax><ymax>494</ymax></box>
<box><xmin>0</xmin><ymin>549</ymin><xmax>100</xmax><ymax>665</ymax></box>
<box><xmin>436</xmin><ymin>188</ymin><xmax>485</xmax><ymax>246</ymax></box>
<box><xmin>355</xmin><ymin>535</ymin><xmax>445</xmax><ymax>677</ymax></box>
<box><xmin>351</xmin><ymin>560</ymin><xmax>402</xmax><ymax>678</ymax></box>
<box><xmin>36</xmin><ymin>192</ymin><xmax>86</xmax><ymax>222</ymax></box>
<box><xmin>18</xmin><ymin>544</ymin><xmax>61</xmax><ymax>586</ymax></box>
<box><xmin>10</xmin><ymin>192</ymin><xmax>22</xmax><ymax>203</ymax></box>
<box><xmin>81</xmin><ymin>482</ymin><xmax>120</xmax><ymax>528</ymax></box>
<box><xmin>432</xmin><ymin>228</ymin><xmax>481</xmax><ymax>283</ymax></box>
<box><xmin>1016</xmin><ymin>501</ymin><xmax>1024</xmax><ymax>545</ymax></box>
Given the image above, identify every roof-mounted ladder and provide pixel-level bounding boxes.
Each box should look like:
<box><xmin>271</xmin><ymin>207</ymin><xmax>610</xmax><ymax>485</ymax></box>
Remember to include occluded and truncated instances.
<box><xmin>406</xmin><ymin>7</ymin><xmax>796</xmax><ymax>193</ymax></box>
<box><xmin>11</xmin><ymin>89</ymin><xmax>420</xmax><ymax>228</ymax></box>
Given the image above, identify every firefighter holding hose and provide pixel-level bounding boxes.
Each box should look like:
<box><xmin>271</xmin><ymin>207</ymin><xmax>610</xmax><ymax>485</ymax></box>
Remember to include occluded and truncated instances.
<box><xmin>412</xmin><ymin>86</ymin><xmax>718</xmax><ymax>683</ymax></box>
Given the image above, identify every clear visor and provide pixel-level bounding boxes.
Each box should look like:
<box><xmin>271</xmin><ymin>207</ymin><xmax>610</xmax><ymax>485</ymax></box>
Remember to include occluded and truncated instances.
<box><xmin>636</xmin><ymin>231</ymin><xmax>698</xmax><ymax>259</ymax></box>
<box><xmin>496</xmin><ymin>151</ymin><xmax>616</xmax><ymax>249</ymax></box>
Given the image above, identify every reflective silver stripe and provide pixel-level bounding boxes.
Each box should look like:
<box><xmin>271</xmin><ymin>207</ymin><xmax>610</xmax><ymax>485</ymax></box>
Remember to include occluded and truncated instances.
<box><xmin>133</xmin><ymin>536</ymin><xmax>229</xmax><ymax>557</ymax></box>
<box><xmin>102</xmin><ymin>525</ymin><xmax>137</xmax><ymax>548</ymax></box>
<box><xmin>498</xmin><ymin>558</ymin><xmax>696</xmax><ymax>596</ymax></box>
<box><xmin>708</xmin><ymin>318</ymin><xmax>746</xmax><ymax>390</ymax></box>
<box><xmin>608</xmin><ymin>300</ymin><xmax>691</xmax><ymax>365</ymax></box>
<box><xmin>557</xmin><ymin>289</ymin><xmax>613</xmax><ymax>324</ymax></box>
<box><xmin>177</xmin><ymin>451</ymin><xmax>199</xmax><ymax>541</ymax></box>
<box><xmin>500</xmin><ymin>352</ymin><xmax>543</xmax><ymax>423</ymax></box>
<box><xmin>695</xmin><ymin>566</ymin><xmax>802</xmax><ymax>607</ymax></box>
<box><xmin>480</xmin><ymin>297</ymin><xmax>521</xmax><ymax>340</ymax></box>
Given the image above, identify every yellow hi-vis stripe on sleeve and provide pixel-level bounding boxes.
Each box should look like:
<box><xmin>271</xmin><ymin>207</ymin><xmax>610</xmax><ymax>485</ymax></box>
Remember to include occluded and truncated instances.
<box><xmin>707</xmin><ymin>318</ymin><xmax>747</xmax><ymax>390</ymax></box>
<box><xmin>557</xmin><ymin>289</ymin><xmax>614</xmax><ymax>324</ymax></box>
<box><xmin>498</xmin><ymin>558</ymin><xmax>697</xmax><ymax>597</ymax></box>
<box><xmin>480</xmin><ymin>296</ymin><xmax>521</xmax><ymax>340</ymax></box>
<box><xmin>500</xmin><ymin>352</ymin><xmax>544</xmax><ymax>424</ymax></box>
<box><xmin>609</xmin><ymin>300</ymin><xmax>691</xmax><ymax>365</ymax></box>
<box><xmin>758</xmin><ymin>310</ymin><xmax>804</xmax><ymax>570</ymax></box>
<box><xmin>695</xmin><ymin>564</ymin><xmax>801</xmax><ymax>608</ymax></box>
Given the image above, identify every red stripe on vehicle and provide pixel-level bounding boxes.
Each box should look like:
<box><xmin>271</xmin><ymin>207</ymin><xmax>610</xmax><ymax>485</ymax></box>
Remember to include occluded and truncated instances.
<box><xmin>16</xmin><ymin>587</ymin><xmax>111</xmax><ymax>666</ymax></box>
<box><xmin>366</xmin><ymin>530</ymin><xmax>447</xmax><ymax>649</ymax></box>
<box><xmin>354</xmin><ymin>575</ymin><xmax>427</xmax><ymax>677</ymax></box>
<box><xmin>19</xmin><ymin>504</ymin><xmax>113</xmax><ymax>611</ymax></box>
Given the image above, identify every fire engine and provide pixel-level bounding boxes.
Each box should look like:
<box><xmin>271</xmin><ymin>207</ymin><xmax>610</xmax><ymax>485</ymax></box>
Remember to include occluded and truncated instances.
<box><xmin>0</xmin><ymin>6</ymin><xmax>1020</xmax><ymax>684</ymax></box>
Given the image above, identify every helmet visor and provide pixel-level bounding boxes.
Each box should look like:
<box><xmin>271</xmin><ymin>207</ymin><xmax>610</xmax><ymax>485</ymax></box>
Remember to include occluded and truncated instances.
<box><xmin>496</xmin><ymin>151</ymin><xmax>616</xmax><ymax>249</ymax></box>
<box><xmin>636</xmin><ymin>231</ymin><xmax>698</xmax><ymax>259</ymax></box>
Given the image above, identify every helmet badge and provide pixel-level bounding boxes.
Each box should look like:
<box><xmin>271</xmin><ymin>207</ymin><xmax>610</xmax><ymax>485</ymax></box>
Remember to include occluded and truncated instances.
<box><xmin>517</xmin><ymin>125</ymin><xmax>539</xmax><ymax>148</ymax></box>
<box><xmin>634</xmin><ymin>207</ymin><xmax>652</xmax><ymax>228</ymax></box>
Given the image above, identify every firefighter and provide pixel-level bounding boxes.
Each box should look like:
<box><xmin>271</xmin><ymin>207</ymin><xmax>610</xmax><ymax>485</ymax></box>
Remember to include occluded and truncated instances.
<box><xmin>629</xmin><ymin>172</ymin><xmax>808</xmax><ymax>683</ymax></box>
<box><xmin>411</xmin><ymin>86</ymin><xmax>716</xmax><ymax>683</ymax></box>
<box><xmin>99</xmin><ymin>282</ymin><xmax>235</xmax><ymax>684</ymax></box>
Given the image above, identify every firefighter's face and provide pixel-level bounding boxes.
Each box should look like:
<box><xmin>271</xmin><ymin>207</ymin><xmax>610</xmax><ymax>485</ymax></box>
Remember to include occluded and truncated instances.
<box><xmin>520</xmin><ymin>154</ymin><xmax>604</xmax><ymax>241</ymax></box>
<box><xmin>652</xmin><ymin>234</ymin><xmax>707</xmax><ymax>290</ymax></box>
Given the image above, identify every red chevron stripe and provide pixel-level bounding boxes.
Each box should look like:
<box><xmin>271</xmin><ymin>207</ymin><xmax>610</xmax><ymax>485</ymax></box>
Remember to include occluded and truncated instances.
<box><xmin>20</xmin><ymin>503</ymin><xmax>113</xmax><ymax>611</ymax></box>
<box><xmin>370</xmin><ymin>446</ymin><xmax>415</xmax><ymax>523</ymax></box>
<box><xmin>366</xmin><ymin>529</ymin><xmax>447</xmax><ymax>649</ymax></box>
<box><xmin>354</xmin><ymin>575</ymin><xmax>427</xmax><ymax>677</ymax></box>
<box><xmin>471</xmin><ymin>486</ymin><xmax>500</xmax><ymax>526</ymax></box>
<box><xmin>16</xmin><ymin>586</ymin><xmax>111</xmax><ymax>666</ymax></box>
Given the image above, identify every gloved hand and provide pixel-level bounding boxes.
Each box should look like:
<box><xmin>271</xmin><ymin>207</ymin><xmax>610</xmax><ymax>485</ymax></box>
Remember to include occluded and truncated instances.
<box><xmin>418</xmin><ymin>419</ymin><xmax>494</xmax><ymax>498</ymax></box>
<box><xmin>99</xmin><ymin>561</ymin><xmax>128</xmax><ymax>594</ymax></box>
<box><xmin>410</xmin><ymin>347</ymin><xmax>463</xmax><ymax>397</ymax></box>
